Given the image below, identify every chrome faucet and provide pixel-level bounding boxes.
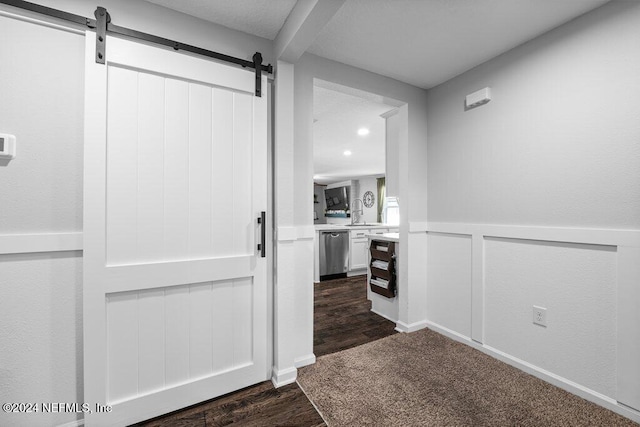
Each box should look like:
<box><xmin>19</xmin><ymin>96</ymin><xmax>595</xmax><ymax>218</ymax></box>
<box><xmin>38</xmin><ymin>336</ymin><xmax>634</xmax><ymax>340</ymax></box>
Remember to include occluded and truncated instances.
<box><xmin>351</xmin><ymin>198</ymin><xmax>364</xmax><ymax>225</ymax></box>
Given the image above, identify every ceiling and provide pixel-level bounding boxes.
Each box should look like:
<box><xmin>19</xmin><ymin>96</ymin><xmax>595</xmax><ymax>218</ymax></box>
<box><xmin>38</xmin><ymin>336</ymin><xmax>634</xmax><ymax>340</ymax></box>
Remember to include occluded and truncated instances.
<box><xmin>307</xmin><ymin>0</ymin><xmax>610</xmax><ymax>89</ymax></box>
<box><xmin>313</xmin><ymin>86</ymin><xmax>394</xmax><ymax>185</ymax></box>
<box><xmin>144</xmin><ymin>0</ymin><xmax>296</xmax><ymax>40</ymax></box>
<box><xmin>141</xmin><ymin>0</ymin><xmax>610</xmax><ymax>184</ymax></box>
<box><xmin>143</xmin><ymin>0</ymin><xmax>610</xmax><ymax>89</ymax></box>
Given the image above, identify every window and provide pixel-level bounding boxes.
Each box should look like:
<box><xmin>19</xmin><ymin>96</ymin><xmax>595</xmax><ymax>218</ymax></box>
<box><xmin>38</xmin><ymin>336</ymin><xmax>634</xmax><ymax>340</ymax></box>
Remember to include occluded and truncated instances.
<box><xmin>384</xmin><ymin>197</ymin><xmax>400</xmax><ymax>226</ymax></box>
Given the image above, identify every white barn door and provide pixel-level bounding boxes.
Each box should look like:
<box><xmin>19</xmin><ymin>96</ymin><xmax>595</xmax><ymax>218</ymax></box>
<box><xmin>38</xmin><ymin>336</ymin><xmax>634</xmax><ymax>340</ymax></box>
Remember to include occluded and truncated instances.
<box><xmin>83</xmin><ymin>32</ymin><xmax>268</xmax><ymax>426</ymax></box>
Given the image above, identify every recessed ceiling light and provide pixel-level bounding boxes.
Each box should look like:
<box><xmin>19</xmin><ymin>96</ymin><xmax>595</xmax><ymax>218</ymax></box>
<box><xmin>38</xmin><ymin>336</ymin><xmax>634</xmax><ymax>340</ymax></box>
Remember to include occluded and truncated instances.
<box><xmin>343</xmin><ymin>150</ymin><xmax>352</xmax><ymax>156</ymax></box>
<box><xmin>357</xmin><ymin>128</ymin><xmax>370</xmax><ymax>136</ymax></box>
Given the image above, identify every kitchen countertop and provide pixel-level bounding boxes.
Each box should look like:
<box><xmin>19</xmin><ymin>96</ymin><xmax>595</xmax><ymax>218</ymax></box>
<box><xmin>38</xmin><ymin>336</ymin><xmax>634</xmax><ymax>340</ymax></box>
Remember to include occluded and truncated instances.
<box><xmin>367</xmin><ymin>232</ymin><xmax>399</xmax><ymax>242</ymax></box>
<box><xmin>314</xmin><ymin>223</ymin><xmax>392</xmax><ymax>232</ymax></box>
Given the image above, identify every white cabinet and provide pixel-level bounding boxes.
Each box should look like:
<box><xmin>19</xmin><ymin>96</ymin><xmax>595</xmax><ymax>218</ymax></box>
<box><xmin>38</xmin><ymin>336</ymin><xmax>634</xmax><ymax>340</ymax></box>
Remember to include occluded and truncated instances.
<box><xmin>349</xmin><ymin>229</ymin><xmax>370</xmax><ymax>271</ymax></box>
<box><xmin>350</xmin><ymin>239</ymin><xmax>369</xmax><ymax>270</ymax></box>
<box><xmin>369</xmin><ymin>228</ymin><xmax>389</xmax><ymax>235</ymax></box>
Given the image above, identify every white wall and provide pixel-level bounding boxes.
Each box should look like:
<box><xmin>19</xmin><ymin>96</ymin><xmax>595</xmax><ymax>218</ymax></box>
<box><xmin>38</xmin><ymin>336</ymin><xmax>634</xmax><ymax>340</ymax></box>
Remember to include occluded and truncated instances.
<box><xmin>354</xmin><ymin>176</ymin><xmax>378</xmax><ymax>224</ymax></box>
<box><xmin>424</xmin><ymin>1</ymin><xmax>640</xmax><ymax>419</ymax></box>
<box><xmin>426</xmin><ymin>3</ymin><xmax>640</xmax><ymax>229</ymax></box>
<box><xmin>0</xmin><ymin>14</ymin><xmax>84</xmax><ymax>427</ymax></box>
<box><xmin>0</xmin><ymin>16</ymin><xmax>83</xmax><ymax>234</ymax></box>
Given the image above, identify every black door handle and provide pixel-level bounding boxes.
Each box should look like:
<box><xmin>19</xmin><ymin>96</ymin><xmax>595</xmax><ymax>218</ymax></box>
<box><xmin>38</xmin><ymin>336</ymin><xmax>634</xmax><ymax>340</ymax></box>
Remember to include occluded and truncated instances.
<box><xmin>257</xmin><ymin>211</ymin><xmax>266</xmax><ymax>258</ymax></box>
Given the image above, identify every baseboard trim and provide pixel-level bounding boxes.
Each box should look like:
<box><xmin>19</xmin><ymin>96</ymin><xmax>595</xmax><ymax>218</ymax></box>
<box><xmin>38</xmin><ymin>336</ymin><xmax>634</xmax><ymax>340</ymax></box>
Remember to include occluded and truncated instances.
<box><xmin>347</xmin><ymin>269</ymin><xmax>366</xmax><ymax>277</ymax></box>
<box><xmin>425</xmin><ymin>321</ymin><xmax>640</xmax><ymax>424</ymax></box>
<box><xmin>294</xmin><ymin>353</ymin><xmax>316</xmax><ymax>368</ymax></box>
<box><xmin>395</xmin><ymin>319</ymin><xmax>428</xmax><ymax>333</ymax></box>
<box><xmin>271</xmin><ymin>366</ymin><xmax>297</xmax><ymax>388</ymax></box>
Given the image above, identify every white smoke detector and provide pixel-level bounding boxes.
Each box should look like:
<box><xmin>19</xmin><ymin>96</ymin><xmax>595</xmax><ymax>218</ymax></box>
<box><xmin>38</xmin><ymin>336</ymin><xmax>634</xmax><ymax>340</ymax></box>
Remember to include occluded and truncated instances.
<box><xmin>465</xmin><ymin>87</ymin><xmax>491</xmax><ymax>109</ymax></box>
<box><xmin>0</xmin><ymin>134</ymin><xmax>16</xmax><ymax>160</ymax></box>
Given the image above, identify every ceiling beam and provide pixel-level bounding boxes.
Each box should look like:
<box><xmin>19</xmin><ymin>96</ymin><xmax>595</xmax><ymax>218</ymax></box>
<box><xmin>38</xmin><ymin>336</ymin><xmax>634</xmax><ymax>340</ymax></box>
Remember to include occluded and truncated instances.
<box><xmin>274</xmin><ymin>0</ymin><xmax>345</xmax><ymax>63</ymax></box>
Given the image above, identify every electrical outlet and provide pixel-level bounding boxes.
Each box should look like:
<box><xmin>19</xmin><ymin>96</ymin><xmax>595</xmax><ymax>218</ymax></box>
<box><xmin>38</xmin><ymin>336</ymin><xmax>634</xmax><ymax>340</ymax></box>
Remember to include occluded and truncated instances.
<box><xmin>533</xmin><ymin>306</ymin><xmax>547</xmax><ymax>327</ymax></box>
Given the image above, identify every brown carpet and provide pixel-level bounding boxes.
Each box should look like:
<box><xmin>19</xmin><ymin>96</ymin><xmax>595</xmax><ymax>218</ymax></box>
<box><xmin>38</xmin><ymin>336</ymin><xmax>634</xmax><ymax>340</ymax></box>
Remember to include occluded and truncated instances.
<box><xmin>298</xmin><ymin>328</ymin><xmax>637</xmax><ymax>426</ymax></box>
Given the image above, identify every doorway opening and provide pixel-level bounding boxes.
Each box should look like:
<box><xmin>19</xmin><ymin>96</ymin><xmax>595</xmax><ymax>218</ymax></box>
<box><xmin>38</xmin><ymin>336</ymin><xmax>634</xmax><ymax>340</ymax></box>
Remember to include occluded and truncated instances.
<box><xmin>311</xmin><ymin>79</ymin><xmax>400</xmax><ymax>357</ymax></box>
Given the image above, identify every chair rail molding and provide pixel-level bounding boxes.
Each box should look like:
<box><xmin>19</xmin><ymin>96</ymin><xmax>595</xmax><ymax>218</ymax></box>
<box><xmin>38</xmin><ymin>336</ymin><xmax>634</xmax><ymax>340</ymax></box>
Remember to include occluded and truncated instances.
<box><xmin>277</xmin><ymin>225</ymin><xmax>315</xmax><ymax>242</ymax></box>
<box><xmin>0</xmin><ymin>232</ymin><xmax>83</xmax><ymax>255</ymax></box>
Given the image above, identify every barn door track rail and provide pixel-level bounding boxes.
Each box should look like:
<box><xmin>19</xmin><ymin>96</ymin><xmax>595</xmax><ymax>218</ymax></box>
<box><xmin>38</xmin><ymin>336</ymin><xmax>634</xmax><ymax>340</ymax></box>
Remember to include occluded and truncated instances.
<box><xmin>0</xmin><ymin>0</ymin><xmax>272</xmax><ymax>96</ymax></box>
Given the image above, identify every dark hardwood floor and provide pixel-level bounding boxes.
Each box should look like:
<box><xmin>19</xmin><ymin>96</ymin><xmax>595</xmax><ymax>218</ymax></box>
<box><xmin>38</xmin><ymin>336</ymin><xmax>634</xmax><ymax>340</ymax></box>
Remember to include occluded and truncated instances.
<box><xmin>136</xmin><ymin>274</ymin><xmax>396</xmax><ymax>426</ymax></box>
<box><xmin>314</xmin><ymin>274</ymin><xmax>397</xmax><ymax>357</ymax></box>
<box><xmin>135</xmin><ymin>381</ymin><xmax>324</xmax><ymax>427</ymax></box>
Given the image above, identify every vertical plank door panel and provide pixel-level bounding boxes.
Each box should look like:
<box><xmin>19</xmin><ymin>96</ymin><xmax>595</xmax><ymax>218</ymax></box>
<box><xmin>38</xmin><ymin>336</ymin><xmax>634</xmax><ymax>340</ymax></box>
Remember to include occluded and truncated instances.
<box><xmin>164</xmin><ymin>286</ymin><xmax>190</xmax><ymax>387</ymax></box>
<box><xmin>107</xmin><ymin>292</ymin><xmax>139</xmax><ymax>403</ymax></box>
<box><xmin>189</xmin><ymin>282</ymin><xmax>214</xmax><ymax>378</ymax></box>
<box><xmin>211</xmin><ymin>89</ymin><xmax>235</xmax><ymax>257</ymax></box>
<box><xmin>211</xmin><ymin>280</ymin><xmax>234</xmax><ymax>373</ymax></box>
<box><xmin>188</xmin><ymin>84</ymin><xmax>213</xmax><ymax>259</ymax></box>
<box><xmin>233</xmin><ymin>278</ymin><xmax>253</xmax><ymax>366</ymax></box>
<box><xmin>232</xmin><ymin>93</ymin><xmax>253</xmax><ymax>256</ymax></box>
<box><xmin>106</xmin><ymin>67</ymin><xmax>138</xmax><ymax>265</ymax></box>
<box><xmin>163</xmin><ymin>79</ymin><xmax>190</xmax><ymax>261</ymax></box>
<box><xmin>137</xmin><ymin>72</ymin><xmax>166</xmax><ymax>263</ymax></box>
<box><xmin>137</xmin><ymin>289</ymin><xmax>166</xmax><ymax>394</ymax></box>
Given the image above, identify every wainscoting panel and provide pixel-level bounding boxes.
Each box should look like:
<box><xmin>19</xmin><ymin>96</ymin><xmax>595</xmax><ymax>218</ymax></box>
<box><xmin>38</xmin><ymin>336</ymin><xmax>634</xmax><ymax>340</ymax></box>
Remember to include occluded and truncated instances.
<box><xmin>484</xmin><ymin>238</ymin><xmax>617</xmax><ymax>397</ymax></box>
<box><xmin>426</xmin><ymin>222</ymin><xmax>640</xmax><ymax>418</ymax></box>
<box><xmin>426</xmin><ymin>232</ymin><xmax>472</xmax><ymax>338</ymax></box>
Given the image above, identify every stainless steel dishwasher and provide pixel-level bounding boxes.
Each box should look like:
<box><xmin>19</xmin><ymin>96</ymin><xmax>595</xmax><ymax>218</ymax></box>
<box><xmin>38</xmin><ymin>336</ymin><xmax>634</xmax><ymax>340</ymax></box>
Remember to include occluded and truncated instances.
<box><xmin>319</xmin><ymin>230</ymin><xmax>349</xmax><ymax>280</ymax></box>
